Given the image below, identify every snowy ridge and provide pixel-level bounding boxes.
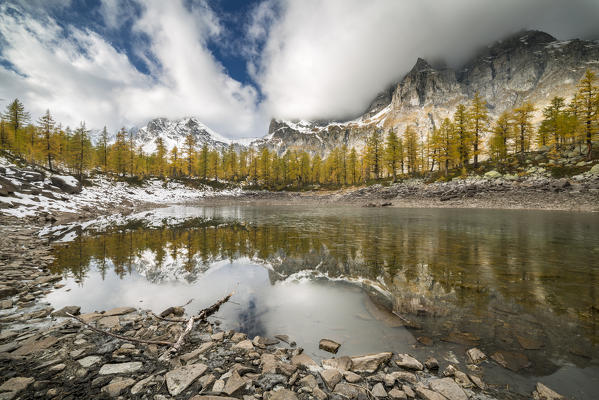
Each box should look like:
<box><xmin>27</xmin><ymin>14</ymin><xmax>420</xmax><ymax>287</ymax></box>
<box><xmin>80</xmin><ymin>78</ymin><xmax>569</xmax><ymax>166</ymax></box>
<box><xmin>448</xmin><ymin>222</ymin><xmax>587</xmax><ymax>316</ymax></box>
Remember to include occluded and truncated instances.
<box><xmin>136</xmin><ymin>117</ymin><xmax>239</xmax><ymax>154</ymax></box>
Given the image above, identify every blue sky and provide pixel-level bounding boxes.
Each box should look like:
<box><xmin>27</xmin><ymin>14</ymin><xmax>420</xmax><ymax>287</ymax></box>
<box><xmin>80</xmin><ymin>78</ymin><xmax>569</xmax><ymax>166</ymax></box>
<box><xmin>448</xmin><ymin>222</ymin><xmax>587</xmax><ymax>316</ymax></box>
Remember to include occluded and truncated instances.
<box><xmin>1</xmin><ymin>0</ymin><xmax>598</xmax><ymax>138</ymax></box>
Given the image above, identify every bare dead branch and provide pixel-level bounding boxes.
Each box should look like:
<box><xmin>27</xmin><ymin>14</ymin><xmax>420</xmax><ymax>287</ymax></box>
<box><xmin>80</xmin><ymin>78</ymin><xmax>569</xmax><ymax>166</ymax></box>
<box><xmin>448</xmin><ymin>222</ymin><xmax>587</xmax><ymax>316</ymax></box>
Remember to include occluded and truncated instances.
<box><xmin>65</xmin><ymin>312</ymin><xmax>175</xmax><ymax>346</ymax></box>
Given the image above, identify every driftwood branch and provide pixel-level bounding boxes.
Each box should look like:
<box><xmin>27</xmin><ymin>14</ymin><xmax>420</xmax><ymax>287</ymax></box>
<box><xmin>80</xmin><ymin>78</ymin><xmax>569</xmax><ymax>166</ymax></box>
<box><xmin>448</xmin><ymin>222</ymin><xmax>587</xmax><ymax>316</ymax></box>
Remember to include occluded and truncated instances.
<box><xmin>65</xmin><ymin>312</ymin><xmax>175</xmax><ymax>346</ymax></box>
<box><xmin>66</xmin><ymin>292</ymin><xmax>234</xmax><ymax>355</ymax></box>
<box><xmin>160</xmin><ymin>291</ymin><xmax>234</xmax><ymax>360</ymax></box>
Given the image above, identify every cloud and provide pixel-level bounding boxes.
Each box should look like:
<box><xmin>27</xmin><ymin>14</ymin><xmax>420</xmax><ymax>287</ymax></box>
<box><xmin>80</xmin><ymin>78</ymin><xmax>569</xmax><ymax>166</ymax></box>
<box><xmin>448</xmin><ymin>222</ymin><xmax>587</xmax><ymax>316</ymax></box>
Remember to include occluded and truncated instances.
<box><xmin>252</xmin><ymin>0</ymin><xmax>599</xmax><ymax>121</ymax></box>
<box><xmin>1</xmin><ymin>0</ymin><xmax>598</xmax><ymax>139</ymax></box>
<box><xmin>0</xmin><ymin>0</ymin><xmax>267</xmax><ymax>138</ymax></box>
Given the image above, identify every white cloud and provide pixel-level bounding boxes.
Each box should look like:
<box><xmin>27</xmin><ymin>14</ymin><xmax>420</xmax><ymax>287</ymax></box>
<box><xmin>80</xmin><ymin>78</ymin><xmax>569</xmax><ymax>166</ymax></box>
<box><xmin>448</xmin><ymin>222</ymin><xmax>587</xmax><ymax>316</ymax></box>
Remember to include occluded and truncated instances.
<box><xmin>252</xmin><ymin>0</ymin><xmax>599</xmax><ymax>121</ymax></box>
<box><xmin>0</xmin><ymin>1</ymin><xmax>267</xmax><ymax>138</ymax></box>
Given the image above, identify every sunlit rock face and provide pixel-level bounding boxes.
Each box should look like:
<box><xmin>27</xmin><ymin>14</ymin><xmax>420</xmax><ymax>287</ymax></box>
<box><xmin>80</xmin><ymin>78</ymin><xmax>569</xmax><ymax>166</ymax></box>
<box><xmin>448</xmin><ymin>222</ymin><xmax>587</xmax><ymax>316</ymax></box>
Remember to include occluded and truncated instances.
<box><xmin>265</xmin><ymin>30</ymin><xmax>599</xmax><ymax>154</ymax></box>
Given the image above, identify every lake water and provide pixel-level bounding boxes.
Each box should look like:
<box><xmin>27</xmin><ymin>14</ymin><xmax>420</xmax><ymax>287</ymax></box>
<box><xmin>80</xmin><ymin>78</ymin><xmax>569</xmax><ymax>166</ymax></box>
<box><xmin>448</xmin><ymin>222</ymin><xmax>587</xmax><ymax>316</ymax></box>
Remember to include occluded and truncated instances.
<box><xmin>44</xmin><ymin>205</ymin><xmax>599</xmax><ymax>399</ymax></box>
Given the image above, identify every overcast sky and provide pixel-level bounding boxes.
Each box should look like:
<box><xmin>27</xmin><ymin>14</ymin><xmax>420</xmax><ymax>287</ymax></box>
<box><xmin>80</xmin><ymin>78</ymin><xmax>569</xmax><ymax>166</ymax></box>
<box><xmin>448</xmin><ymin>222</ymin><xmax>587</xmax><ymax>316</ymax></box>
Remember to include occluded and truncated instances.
<box><xmin>1</xmin><ymin>0</ymin><xmax>598</xmax><ymax>138</ymax></box>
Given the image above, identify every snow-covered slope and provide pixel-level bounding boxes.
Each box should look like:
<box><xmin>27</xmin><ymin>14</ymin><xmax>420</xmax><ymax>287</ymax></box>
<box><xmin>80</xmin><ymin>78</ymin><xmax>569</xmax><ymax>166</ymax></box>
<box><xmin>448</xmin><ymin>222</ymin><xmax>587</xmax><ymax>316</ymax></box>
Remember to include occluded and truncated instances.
<box><xmin>135</xmin><ymin>117</ymin><xmax>238</xmax><ymax>154</ymax></box>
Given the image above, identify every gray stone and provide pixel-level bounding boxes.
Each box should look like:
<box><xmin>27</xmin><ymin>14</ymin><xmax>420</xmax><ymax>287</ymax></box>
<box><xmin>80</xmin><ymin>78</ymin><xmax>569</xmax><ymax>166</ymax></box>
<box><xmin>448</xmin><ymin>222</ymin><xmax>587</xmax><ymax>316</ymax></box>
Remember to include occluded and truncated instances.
<box><xmin>51</xmin><ymin>305</ymin><xmax>80</xmax><ymax>317</ymax></box>
<box><xmin>291</xmin><ymin>353</ymin><xmax>319</xmax><ymax>371</ymax></box>
<box><xmin>343</xmin><ymin>371</ymin><xmax>362</xmax><ymax>383</ymax></box>
<box><xmin>389</xmin><ymin>388</ymin><xmax>407</xmax><ymax>399</ymax></box>
<box><xmin>322</xmin><ymin>356</ymin><xmax>352</xmax><ymax>371</ymax></box>
<box><xmin>212</xmin><ymin>379</ymin><xmax>225</xmax><ymax>393</ymax></box>
<box><xmin>372</xmin><ymin>382</ymin><xmax>387</xmax><ymax>397</ymax></box>
<box><xmin>165</xmin><ymin>363</ymin><xmax>208</xmax><ymax>396</ymax></box>
<box><xmin>350</xmin><ymin>352</ymin><xmax>392</xmax><ymax>373</ymax></box>
<box><xmin>424</xmin><ymin>357</ymin><xmax>439</xmax><ymax>370</ymax></box>
<box><xmin>232</xmin><ymin>339</ymin><xmax>254</xmax><ymax>352</ymax></box>
<box><xmin>532</xmin><ymin>382</ymin><xmax>565</xmax><ymax>400</ymax></box>
<box><xmin>264</xmin><ymin>389</ymin><xmax>299</xmax><ymax>400</ymax></box>
<box><xmin>181</xmin><ymin>341</ymin><xmax>214</xmax><ymax>362</ymax></box>
<box><xmin>429</xmin><ymin>378</ymin><xmax>468</xmax><ymax>400</ymax></box>
<box><xmin>466</xmin><ymin>348</ymin><xmax>486</xmax><ymax>364</ymax></box>
<box><xmin>50</xmin><ymin>175</ymin><xmax>81</xmax><ymax>194</ymax></box>
<box><xmin>0</xmin><ymin>377</ymin><xmax>34</xmax><ymax>397</ymax></box>
<box><xmin>334</xmin><ymin>382</ymin><xmax>368</xmax><ymax>399</ymax></box>
<box><xmin>98</xmin><ymin>362</ymin><xmax>143</xmax><ymax>375</ymax></box>
<box><xmin>320</xmin><ymin>368</ymin><xmax>342</xmax><ymax>390</ymax></box>
<box><xmin>223</xmin><ymin>370</ymin><xmax>247</xmax><ymax>395</ymax></box>
<box><xmin>415</xmin><ymin>386</ymin><xmax>446</xmax><ymax>400</ymax></box>
<box><xmin>384</xmin><ymin>371</ymin><xmax>417</xmax><ymax>385</ymax></box>
<box><xmin>101</xmin><ymin>377</ymin><xmax>135</xmax><ymax>397</ymax></box>
<box><xmin>130</xmin><ymin>375</ymin><xmax>154</xmax><ymax>395</ymax></box>
<box><xmin>395</xmin><ymin>354</ymin><xmax>423</xmax><ymax>371</ymax></box>
<box><xmin>78</xmin><ymin>356</ymin><xmax>102</xmax><ymax>368</ymax></box>
<box><xmin>103</xmin><ymin>306</ymin><xmax>136</xmax><ymax>316</ymax></box>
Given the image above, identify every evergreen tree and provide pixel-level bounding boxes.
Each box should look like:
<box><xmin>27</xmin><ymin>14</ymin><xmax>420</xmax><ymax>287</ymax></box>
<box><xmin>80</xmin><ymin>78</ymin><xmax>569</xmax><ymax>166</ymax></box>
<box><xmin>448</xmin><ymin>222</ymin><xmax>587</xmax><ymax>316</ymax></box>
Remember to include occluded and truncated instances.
<box><xmin>538</xmin><ymin>97</ymin><xmax>570</xmax><ymax>151</ymax></box>
<box><xmin>575</xmin><ymin>69</ymin><xmax>598</xmax><ymax>159</ymax></box>
<box><xmin>37</xmin><ymin>109</ymin><xmax>56</xmax><ymax>171</ymax></box>
<box><xmin>3</xmin><ymin>98</ymin><xmax>30</xmax><ymax>153</ymax></box>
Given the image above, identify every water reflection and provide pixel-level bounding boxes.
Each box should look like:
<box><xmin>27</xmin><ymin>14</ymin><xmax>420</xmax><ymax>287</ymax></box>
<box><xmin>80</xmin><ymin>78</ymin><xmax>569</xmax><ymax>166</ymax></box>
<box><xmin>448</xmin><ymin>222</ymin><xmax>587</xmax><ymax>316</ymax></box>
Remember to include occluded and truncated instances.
<box><xmin>46</xmin><ymin>206</ymin><xmax>599</xmax><ymax>399</ymax></box>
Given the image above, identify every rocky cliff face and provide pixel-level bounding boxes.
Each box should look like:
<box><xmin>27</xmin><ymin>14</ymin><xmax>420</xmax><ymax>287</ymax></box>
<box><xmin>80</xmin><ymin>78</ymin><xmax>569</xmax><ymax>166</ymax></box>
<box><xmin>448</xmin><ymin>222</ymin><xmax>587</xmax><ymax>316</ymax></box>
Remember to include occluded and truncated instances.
<box><xmin>265</xmin><ymin>30</ymin><xmax>599</xmax><ymax>155</ymax></box>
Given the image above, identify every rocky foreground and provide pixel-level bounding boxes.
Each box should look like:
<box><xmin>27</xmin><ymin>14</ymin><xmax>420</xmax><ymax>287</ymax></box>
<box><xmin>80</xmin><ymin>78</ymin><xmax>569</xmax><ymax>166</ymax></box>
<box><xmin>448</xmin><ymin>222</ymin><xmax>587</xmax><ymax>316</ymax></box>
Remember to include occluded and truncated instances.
<box><xmin>0</xmin><ymin>216</ymin><xmax>566</xmax><ymax>400</ymax></box>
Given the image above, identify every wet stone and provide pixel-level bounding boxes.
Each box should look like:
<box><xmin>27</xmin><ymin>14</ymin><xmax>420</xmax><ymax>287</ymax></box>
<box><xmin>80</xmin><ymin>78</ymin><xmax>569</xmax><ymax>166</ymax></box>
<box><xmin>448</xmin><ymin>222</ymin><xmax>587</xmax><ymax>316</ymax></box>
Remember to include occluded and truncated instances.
<box><xmin>466</xmin><ymin>347</ymin><xmax>486</xmax><ymax>364</ymax></box>
<box><xmin>395</xmin><ymin>354</ymin><xmax>423</xmax><ymax>371</ymax></box>
<box><xmin>491</xmin><ymin>351</ymin><xmax>531</xmax><ymax>371</ymax></box>
<box><xmin>319</xmin><ymin>338</ymin><xmax>341</xmax><ymax>354</ymax></box>
<box><xmin>350</xmin><ymin>352</ymin><xmax>392</xmax><ymax>373</ymax></box>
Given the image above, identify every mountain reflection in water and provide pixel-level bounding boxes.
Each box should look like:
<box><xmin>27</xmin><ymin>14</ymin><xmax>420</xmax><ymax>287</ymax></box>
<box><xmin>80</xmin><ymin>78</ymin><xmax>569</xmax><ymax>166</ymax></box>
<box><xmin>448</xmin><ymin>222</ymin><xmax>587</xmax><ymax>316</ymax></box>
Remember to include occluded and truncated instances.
<box><xmin>46</xmin><ymin>206</ymin><xmax>599</xmax><ymax>399</ymax></box>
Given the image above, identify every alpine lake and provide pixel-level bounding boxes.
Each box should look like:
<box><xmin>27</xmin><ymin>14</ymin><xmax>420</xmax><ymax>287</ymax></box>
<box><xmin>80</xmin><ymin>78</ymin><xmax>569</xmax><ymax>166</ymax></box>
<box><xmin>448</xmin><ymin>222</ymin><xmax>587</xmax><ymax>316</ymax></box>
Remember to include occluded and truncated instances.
<box><xmin>44</xmin><ymin>205</ymin><xmax>599</xmax><ymax>399</ymax></box>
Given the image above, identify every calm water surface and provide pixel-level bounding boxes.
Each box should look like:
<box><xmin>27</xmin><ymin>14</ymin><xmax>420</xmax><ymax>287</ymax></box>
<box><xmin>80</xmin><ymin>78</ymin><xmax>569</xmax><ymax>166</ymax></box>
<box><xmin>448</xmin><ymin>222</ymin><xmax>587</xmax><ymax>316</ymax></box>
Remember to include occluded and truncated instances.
<box><xmin>44</xmin><ymin>206</ymin><xmax>599</xmax><ymax>399</ymax></box>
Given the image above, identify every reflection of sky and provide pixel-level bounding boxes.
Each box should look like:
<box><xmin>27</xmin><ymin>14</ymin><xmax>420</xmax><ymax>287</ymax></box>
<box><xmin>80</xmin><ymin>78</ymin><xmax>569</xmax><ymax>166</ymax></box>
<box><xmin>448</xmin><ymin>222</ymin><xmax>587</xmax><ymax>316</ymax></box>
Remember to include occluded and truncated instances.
<box><xmin>44</xmin><ymin>256</ymin><xmax>415</xmax><ymax>359</ymax></box>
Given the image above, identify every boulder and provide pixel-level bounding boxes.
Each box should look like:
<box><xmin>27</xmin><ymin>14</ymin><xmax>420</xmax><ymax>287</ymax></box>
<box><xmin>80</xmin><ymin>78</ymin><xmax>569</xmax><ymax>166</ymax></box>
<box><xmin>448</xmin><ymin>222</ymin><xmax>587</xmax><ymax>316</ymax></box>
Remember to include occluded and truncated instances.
<box><xmin>322</xmin><ymin>356</ymin><xmax>352</xmax><ymax>371</ymax></box>
<box><xmin>372</xmin><ymin>382</ymin><xmax>387</xmax><ymax>397</ymax></box>
<box><xmin>395</xmin><ymin>354</ymin><xmax>423</xmax><ymax>370</ymax></box>
<box><xmin>291</xmin><ymin>353</ymin><xmax>319</xmax><ymax>371</ymax></box>
<box><xmin>223</xmin><ymin>370</ymin><xmax>247</xmax><ymax>395</ymax></box>
<box><xmin>319</xmin><ymin>368</ymin><xmax>342</xmax><ymax>390</ymax></box>
<box><xmin>50</xmin><ymin>175</ymin><xmax>81</xmax><ymax>194</ymax></box>
<box><xmin>0</xmin><ymin>177</ymin><xmax>17</xmax><ymax>196</ymax></box>
<box><xmin>232</xmin><ymin>339</ymin><xmax>254</xmax><ymax>352</ymax></box>
<box><xmin>350</xmin><ymin>352</ymin><xmax>392</xmax><ymax>373</ymax></box>
<box><xmin>319</xmin><ymin>338</ymin><xmax>341</xmax><ymax>353</ymax></box>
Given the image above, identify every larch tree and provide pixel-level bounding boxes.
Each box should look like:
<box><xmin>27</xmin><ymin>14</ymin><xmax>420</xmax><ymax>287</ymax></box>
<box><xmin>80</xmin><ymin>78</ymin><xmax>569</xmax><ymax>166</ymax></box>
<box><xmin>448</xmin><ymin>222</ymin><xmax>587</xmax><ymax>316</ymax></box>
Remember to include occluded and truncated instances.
<box><xmin>431</xmin><ymin>118</ymin><xmax>455</xmax><ymax>176</ymax></box>
<box><xmin>0</xmin><ymin>118</ymin><xmax>7</xmax><ymax>149</ymax></box>
<box><xmin>453</xmin><ymin>104</ymin><xmax>471</xmax><ymax>168</ymax></box>
<box><xmin>512</xmin><ymin>102</ymin><xmax>535</xmax><ymax>154</ymax></box>
<box><xmin>404</xmin><ymin>125</ymin><xmax>419</xmax><ymax>174</ymax></box>
<box><xmin>112</xmin><ymin>127</ymin><xmax>128</xmax><ymax>176</ymax></box>
<box><xmin>98</xmin><ymin>126</ymin><xmax>109</xmax><ymax>171</ymax></box>
<box><xmin>538</xmin><ymin>97</ymin><xmax>568</xmax><ymax>151</ymax></box>
<box><xmin>37</xmin><ymin>109</ymin><xmax>56</xmax><ymax>171</ymax></box>
<box><xmin>71</xmin><ymin>122</ymin><xmax>91</xmax><ymax>180</ymax></box>
<box><xmin>384</xmin><ymin>128</ymin><xmax>401</xmax><ymax>182</ymax></box>
<box><xmin>575</xmin><ymin>69</ymin><xmax>598</xmax><ymax>159</ymax></box>
<box><xmin>488</xmin><ymin>111</ymin><xmax>511</xmax><ymax>164</ymax></box>
<box><xmin>155</xmin><ymin>137</ymin><xmax>167</xmax><ymax>177</ymax></box>
<box><xmin>468</xmin><ymin>92</ymin><xmax>488</xmax><ymax>167</ymax></box>
<box><xmin>184</xmin><ymin>133</ymin><xmax>196</xmax><ymax>176</ymax></box>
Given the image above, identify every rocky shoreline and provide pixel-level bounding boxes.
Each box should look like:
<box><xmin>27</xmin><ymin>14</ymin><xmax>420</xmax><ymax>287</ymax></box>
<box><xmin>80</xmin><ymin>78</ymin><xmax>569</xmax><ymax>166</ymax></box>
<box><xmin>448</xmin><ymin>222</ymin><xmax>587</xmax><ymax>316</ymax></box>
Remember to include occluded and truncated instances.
<box><xmin>0</xmin><ymin>215</ymin><xmax>568</xmax><ymax>400</ymax></box>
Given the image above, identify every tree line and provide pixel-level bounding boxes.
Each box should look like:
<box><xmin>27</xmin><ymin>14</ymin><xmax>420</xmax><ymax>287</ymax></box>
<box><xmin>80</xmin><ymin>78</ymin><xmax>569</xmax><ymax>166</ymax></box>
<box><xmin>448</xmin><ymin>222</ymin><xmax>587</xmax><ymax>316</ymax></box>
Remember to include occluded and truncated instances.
<box><xmin>1</xmin><ymin>70</ymin><xmax>597</xmax><ymax>188</ymax></box>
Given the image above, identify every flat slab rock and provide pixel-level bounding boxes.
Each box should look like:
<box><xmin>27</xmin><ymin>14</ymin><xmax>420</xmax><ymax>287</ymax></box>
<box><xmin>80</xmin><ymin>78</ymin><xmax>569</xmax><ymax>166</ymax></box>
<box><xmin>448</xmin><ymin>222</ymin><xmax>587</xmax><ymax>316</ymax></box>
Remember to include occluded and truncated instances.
<box><xmin>350</xmin><ymin>352</ymin><xmax>392</xmax><ymax>373</ymax></box>
<box><xmin>166</xmin><ymin>363</ymin><xmax>208</xmax><ymax>396</ymax></box>
<box><xmin>99</xmin><ymin>362</ymin><xmax>143</xmax><ymax>375</ymax></box>
<box><xmin>429</xmin><ymin>378</ymin><xmax>468</xmax><ymax>400</ymax></box>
